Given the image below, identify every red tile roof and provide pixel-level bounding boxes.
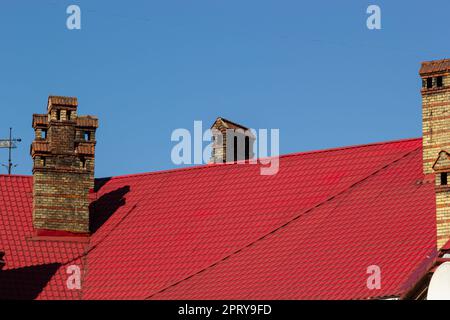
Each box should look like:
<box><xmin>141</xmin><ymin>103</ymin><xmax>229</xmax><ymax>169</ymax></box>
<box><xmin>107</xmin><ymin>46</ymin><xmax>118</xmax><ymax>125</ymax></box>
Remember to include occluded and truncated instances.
<box><xmin>0</xmin><ymin>138</ymin><xmax>438</xmax><ymax>299</ymax></box>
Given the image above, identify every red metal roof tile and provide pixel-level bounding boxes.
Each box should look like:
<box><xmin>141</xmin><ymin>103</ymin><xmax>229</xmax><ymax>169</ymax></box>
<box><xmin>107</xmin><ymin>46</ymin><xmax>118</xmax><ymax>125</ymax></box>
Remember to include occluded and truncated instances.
<box><xmin>0</xmin><ymin>138</ymin><xmax>439</xmax><ymax>299</ymax></box>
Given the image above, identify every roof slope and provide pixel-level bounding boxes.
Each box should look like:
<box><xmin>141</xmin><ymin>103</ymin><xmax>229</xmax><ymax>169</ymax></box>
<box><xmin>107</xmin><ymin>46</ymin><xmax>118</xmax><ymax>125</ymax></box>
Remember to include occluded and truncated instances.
<box><xmin>0</xmin><ymin>138</ymin><xmax>438</xmax><ymax>299</ymax></box>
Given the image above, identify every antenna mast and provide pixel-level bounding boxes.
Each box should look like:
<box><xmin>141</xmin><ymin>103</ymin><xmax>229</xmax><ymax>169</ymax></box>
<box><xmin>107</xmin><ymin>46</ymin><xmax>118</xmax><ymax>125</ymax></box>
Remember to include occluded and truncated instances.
<box><xmin>0</xmin><ymin>127</ymin><xmax>22</xmax><ymax>175</ymax></box>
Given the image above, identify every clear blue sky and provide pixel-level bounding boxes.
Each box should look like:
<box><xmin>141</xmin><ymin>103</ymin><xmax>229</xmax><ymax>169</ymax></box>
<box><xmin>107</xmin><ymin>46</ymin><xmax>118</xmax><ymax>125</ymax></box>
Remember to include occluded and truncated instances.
<box><xmin>0</xmin><ymin>0</ymin><xmax>448</xmax><ymax>177</ymax></box>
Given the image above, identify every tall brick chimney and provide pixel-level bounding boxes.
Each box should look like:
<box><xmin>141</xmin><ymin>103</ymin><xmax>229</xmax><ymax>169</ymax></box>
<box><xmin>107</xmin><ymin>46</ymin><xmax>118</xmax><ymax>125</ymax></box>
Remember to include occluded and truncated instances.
<box><xmin>31</xmin><ymin>96</ymin><xmax>98</xmax><ymax>235</ymax></box>
<box><xmin>210</xmin><ymin>117</ymin><xmax>255</xmax><ymax>163</ymax></box>
<box><xmin>420</xmin><ymin>59</ymin><xmax>450</xmax><ymax>248</ymax></box>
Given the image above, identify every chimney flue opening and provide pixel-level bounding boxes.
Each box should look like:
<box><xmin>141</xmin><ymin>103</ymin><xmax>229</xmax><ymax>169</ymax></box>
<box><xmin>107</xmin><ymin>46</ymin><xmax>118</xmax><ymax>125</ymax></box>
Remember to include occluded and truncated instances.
<box><xmin>441</xmin><ymin>172</ymin><xmax>448</xmax><ymax>186</ymax></box>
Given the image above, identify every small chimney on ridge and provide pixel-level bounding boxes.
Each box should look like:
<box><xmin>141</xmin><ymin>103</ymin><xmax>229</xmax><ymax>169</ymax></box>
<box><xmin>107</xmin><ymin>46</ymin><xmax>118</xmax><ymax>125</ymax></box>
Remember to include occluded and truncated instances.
<box><xmin>210</xmin><ymin>117</ymin><xmax>255</xmax><ymax>164</ymax></box>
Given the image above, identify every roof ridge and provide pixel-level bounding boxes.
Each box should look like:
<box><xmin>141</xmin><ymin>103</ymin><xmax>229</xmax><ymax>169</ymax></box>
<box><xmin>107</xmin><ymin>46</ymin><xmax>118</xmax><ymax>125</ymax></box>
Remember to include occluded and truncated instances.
<box><xmin>0</xmin><ymin>137</ymin><xmax>421</xmax><ymax>180</ymax></box>
<box><xmin>144</xmin><ymin>145</ymin><xmax>421</xmax><ymax>299</ymax></box>
<box><xmin>105</xmin><ymin>137</ymin><xmax>422</xmax><ymax>181</ymax></box>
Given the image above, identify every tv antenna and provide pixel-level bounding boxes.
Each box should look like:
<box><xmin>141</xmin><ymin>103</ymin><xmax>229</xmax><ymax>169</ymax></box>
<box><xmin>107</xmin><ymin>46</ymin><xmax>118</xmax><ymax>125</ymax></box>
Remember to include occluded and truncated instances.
<box><xmin>0</xmin><ymin>127</ymin><xmax>22</xmax><ymax>175</ymax></box>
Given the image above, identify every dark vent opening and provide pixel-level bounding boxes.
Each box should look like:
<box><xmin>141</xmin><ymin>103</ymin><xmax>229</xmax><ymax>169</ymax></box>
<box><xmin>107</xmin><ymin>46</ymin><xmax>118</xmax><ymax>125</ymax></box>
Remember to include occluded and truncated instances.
<box><xmin>442</xmin><ymin>172</ymin><xmax>448</xmax><ymax>186</ymax></box>
<box><xmin>245</xmin><ymin>136</ymin><xmax>250</xmax><ymax>161</ymax></box>
<box><xmin>233</xmin><ymin>136</ymin><xmax>238</xmax><ymax>162</ymax></box>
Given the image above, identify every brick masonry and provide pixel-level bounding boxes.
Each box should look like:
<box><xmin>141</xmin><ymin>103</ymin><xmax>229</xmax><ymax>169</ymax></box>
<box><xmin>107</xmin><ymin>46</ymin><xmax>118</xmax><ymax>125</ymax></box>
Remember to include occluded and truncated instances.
<box><xmin>421</xmin><ymin>59</ymin><xmax>450</xmax><ymax>248</ymax></box>
<box><xmin>31</xmin><ymin>96</ymin><xmax>98</xmax><ymax>234</ymax></box>
<box><xmin>432</xmin><ymin>151</ymin><xmax>450</xmax><ymax>248</ymax></box>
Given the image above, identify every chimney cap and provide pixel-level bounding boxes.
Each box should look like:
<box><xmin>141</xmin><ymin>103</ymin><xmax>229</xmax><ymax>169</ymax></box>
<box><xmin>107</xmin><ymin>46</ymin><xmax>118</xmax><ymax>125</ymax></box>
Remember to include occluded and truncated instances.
<box><xmin>47</xmin><ymin>96</ymin><xmax>78</xmax><ymax>110</ymax></box>
<box><xmin>212</xmin><ymin>117</ymin><xmax>250</xmax><ymax>130</ymax></box>
<box><xmin>420</xmin><ymin>59</ymin><xmax>450</xmax><ymax>76</ymax></box>
<box><xmin>32</xmin><ymin>113</ymin><xmax>49</xmax><ymax>128</ymax></box>
<box><xmin>77</xmin><ymin>115</ymin><xmax>99</xmax><ymax>128</ymax></box>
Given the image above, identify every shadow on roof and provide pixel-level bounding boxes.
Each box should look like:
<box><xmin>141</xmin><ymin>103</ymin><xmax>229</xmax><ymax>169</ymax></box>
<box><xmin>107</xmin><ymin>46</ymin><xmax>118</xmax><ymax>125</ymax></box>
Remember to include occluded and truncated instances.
<box><xmin>0</xmin><ymin>263</ymin><xmax>61</xmax><ymax>300</ymax></box>
<box><xmin>89</xmin><ymin>185</ymin><xmax>130</xmax><ymax>234</ymax></box>
<box><xmin>94</xmin><ymin>177</ymin><xmax>112</xmax><ymax>192</ymax></box>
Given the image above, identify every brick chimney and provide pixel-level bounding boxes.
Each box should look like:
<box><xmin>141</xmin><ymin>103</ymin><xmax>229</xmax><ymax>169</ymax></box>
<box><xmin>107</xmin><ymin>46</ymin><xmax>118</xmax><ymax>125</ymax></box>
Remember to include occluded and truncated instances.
<box><xmin>420</xmin><ymin>59</ymin><xmax>450</xmax><ymax>248</ymax></box>
<box><xmin>210</xmin><ymin>117</ymin><xmax>255</xmax><ymax>163</ymax></box>
<box><xmin>31</xmin><ymin>96</ymin><xmax>98</xmax><ymax>235</ymax></box>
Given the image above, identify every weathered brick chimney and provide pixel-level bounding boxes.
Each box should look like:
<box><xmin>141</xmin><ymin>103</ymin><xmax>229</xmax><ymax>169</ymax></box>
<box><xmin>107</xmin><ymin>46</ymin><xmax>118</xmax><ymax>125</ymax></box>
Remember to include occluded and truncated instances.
<box><xmin>210</xmin><ymin>117</ymin><xmax>255</xmax><ymax>163</ymax></box>
<box><xmin>31</xmin><ymin>96</ymin><xmax>98</xmax><ymax>235</ymax></box>
<box><xmin>420</xmin><ymin>59</ymin><xmax>450</xmax><ymax>248</ymax></box>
